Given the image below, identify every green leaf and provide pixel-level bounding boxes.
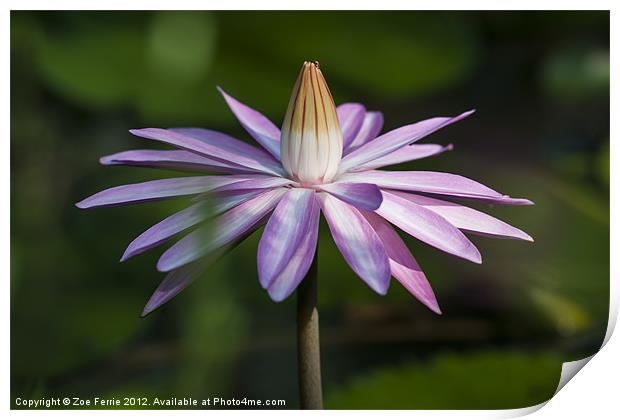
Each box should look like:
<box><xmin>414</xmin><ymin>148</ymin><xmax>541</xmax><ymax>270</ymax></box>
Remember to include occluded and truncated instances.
<box><xmin>327</xmin><ymin>352</ymin><xmax>562</xmax><ymax>409</ymax></box>
<box><xmin>33</xmin><ymin>15</ymin><xmax>146</xmax><ymax>107</ymax></box>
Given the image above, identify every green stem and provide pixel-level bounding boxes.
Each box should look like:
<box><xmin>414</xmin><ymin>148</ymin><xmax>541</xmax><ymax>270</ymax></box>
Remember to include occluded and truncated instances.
<box><xmin>296</xmin><ymin>251</ymin><xmax>323</xmax><ymax>409</ymax></box>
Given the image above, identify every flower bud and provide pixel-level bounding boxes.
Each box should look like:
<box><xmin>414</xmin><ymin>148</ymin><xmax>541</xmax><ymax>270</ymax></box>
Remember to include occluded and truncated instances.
<box><xmin>280</xmin><ymin>61</ymin><xmax>343</xmax><ymax>185</ymax></box>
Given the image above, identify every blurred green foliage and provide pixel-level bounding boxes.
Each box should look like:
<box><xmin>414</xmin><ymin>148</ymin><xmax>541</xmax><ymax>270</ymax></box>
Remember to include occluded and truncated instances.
<box><xmin>543</xmin><ymin>48</ymin><xmax>609</xmax><ymax>100</ymax></box>
<box><xmin>11</xmin><ymin>11</ymin><xmax>609</xmax><ymax>409</ymax></box>
<box><xmin>327</xmin><ymin>352</ymin><xmax>562</xmax><ymax>409</ymax></box>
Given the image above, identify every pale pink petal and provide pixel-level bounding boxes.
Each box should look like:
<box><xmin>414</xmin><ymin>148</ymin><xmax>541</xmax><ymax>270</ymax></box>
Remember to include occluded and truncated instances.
<box><xmin>157</xmin><ymin>188</ymin><xmax>286</xmax><ymax>272</ymax></box>
<box><xmin>100</xmin><ymin>149</ymin><xmax>252</xmax><ymax>174</ymax></box>
<box><xmin>75</xmin><ymin>176</ymin><xmax>251</xmax><ymax>209</ymax></box>
<box><xmin>338</xmin><ymin>170</ymin><xmax>533</xmax><ymax>205</ymax></box>
<box><xmin>351</xmin><ymin>144</ymin><xmax>453</xmax><ymax>171</ymax></box>
<box><xmin>121</xmin><ymin>190</ymin><xmax>263</xmax><ymax>262</ymax></box>
<box><xmin>317</xmin><ymin>192</ymin><xmax>390</xmax><ymax>294</ymax></box>
<box><xmin>129</xmin><ymin>127</ymin><xmax>284</xmax><ymax>176</ymax></box>
<box><xmin>266</xmin><ymin>201</ymin><xmax>320</xmax><ymax>302</ymax></box>
<box><xmin>337</xmin><ymin>103</ymin><xmax>366</xmax><ymax>150</ymax></box>
<box><xmin>376</xmin><ymin>190</ymin><xmax>482</xmax><ymax>264</ymax></box>
<box><xmin>388</xmin><ymin>191</ymin><xmax>533</xmax><ymax>241</ymax></box>
<box><xmin>257</xmin><ymin>188</ymin><xmax>317</xmax><ymax>289</ymax></box>
<box><xmin>217</xmin><ymin>87</ymin><xmax>281</xmax><ymax>159</ymax></box>
<box><xmin>344</xmin><ymin>111</ymin><xmax>384</xmax><ymax>154</ymax></box>
<box><xmin>339</xmin><ymin>110</ymin><xmax>474</xmax><ymax>172</ymax></box>
<box><xmin>363</xmin><ymin>211</ymin><xmax>441</xmax><ymax>314</ymax></box>
<box><xmin>318</xmin><ymin>182</ymin><xmax>383</xmax><ymax>211</ymax></box>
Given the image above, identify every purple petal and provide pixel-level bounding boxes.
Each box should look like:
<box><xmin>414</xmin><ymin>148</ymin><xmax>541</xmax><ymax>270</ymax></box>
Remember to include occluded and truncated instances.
<box><xmin>319</xmin><ymin>182</ymin><xmax>383</xmax><ymax>211</ymax></box>
<box><xmin>217</xmin><ymin>87</ymin><xmax>281</xmax><ymax>159</ymax></box>
<box><xmin>100</xmin><ymin>149</ymin><xmax>252</xmax><ymax>174</ymax></box>
<box><xmin>376</xmin><ymin>190</ymin><xmax>482</xmax><ymax>264</ymax></box>
<box><xmin>339</xmin><ymin>110</ymin><xmax>474</xmax><ymax>173</ymax></box>
<box><xmin>344</xmin><ymin>111</ymin><xmax>384</xmax><ymax>154</ymax></box>
<box><xmin>208</xmin><ymin>190</ymin><xmax>266</xmax><ymax>214</ymax></box>
<box><xmin>141</xmin><ymin>252</ymin><xmax>225</xmax><ymax>316</ymax></box>
<box><xmin>76</xmin><ymin>176</ymin><xmax>250</xmax><ymax>209</ymax></box>
<box><xmin>122</xmin><ymin>202</ymin><xmax>209</xmax><ymax>262</ymax></box>
<box><xmin>363</xmin><ymin>211</ymin><xmax>441</xmax><ymax>314</ymax></box>
<box><xmin>121</xmin><ymin>190</ymin><xmax>263</xmax><ymax>262</ymax></box>
<box><xmin>157</xmin><ymin>188</ymin><xmax>286</xmax><ymax>272</ymax></box>
<box><xmin>317</xmin><ymin>192</ymin><xmax>390</xmax><ymax>294</ymax></box>
<box><xmin>141</xmin><ymin>262</ymin><xmax>205</xmax><ymax>316</ymax></box>
<box><xmin>338</xmin><ymin>170</ymin><xmax>533</xmax><ymax>205</ymax></box>
<box><xmin>388</xmin><ymin>191</ymin><xmax>533</xmax><ymax>241</ymax></box>
<box><xmin>352</xmin><ymin>144</ymin><xmax>453</xmax><ymax>171</ymax></box>
<box><xmin>212</xmin><ymin>176</ymin><xmax>294</xmax><ymax>193</ymax></box>
<box><xmin>129</xmin><ymin>127</ymin><xmax>284</xmax><ymax>176</ymax></box>
<box><xmin>337</xmin><ymin>103</ymin><xmax>366</xmax><ymax>150</ymax></box>
<box><xmin>257</xmin><ymin>188</ymin><xmax>317</xmax><ymax>289</ymax></box>
<box><xmin>191</xmin><ymin>176</ymin><xmax>293</xmax><ymax>203</ymax></box>
<box><xmin>266</xmin><ymin>197</ymin><xmax>320</xmax><ymax>301</ymax></box>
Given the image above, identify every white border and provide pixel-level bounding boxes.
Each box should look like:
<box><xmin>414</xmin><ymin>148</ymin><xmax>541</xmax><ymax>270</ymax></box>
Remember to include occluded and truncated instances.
<box><xmin>1</xmin><ymin>0</ymin><xmax>617</xmax><ymax>9</ymax></box>
<box><xmin>4</xmin><ymin>2</ymin><xmax>616</xmax><ymax>419</ymax></box>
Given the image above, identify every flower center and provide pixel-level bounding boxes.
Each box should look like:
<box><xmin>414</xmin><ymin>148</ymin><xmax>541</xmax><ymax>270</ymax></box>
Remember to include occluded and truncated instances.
<box><xmin>280</xmin><ymin>61</ymin><xmax>343</xmax><ymax>184</ymax></box>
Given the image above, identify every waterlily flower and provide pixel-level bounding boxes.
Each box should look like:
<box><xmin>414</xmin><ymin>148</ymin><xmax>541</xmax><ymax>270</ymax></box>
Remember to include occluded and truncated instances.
<box><xmin>77</xmin><ymin>61</ymin><xmax>532</xmax><ymax>317</ymax></box>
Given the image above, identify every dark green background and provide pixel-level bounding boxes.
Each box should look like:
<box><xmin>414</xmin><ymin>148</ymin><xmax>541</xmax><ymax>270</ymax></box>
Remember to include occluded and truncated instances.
<box><xmin>11</xmin><ymin>11</ymin><xmax>609</xmax><ymax>409</ymax></box>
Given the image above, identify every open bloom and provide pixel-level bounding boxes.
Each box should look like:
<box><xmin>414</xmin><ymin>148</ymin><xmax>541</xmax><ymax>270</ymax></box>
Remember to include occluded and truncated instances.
<box><xmin>77</xmin><ymin>61</ymin><xmax>532</xmax><ymax>316</ymax></box>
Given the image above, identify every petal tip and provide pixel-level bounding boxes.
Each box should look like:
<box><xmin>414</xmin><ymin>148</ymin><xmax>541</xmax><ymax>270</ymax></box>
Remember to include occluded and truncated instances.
<box><xmin>375</xmin><ymin>286</ymin><xmax>389</xmax><ymax>296</ymax></box>
<box><xmin>504</xmin><ymin>195</ymin><xmax>534</xmax><ymax>205</ymax></box>
<box><xmin>216</xmin><ymin>85</ymin><xmax>227</xmax><ymax>97</ymax></box>
<box><xmin>156</xmin><ymin>259</ymin><xmax>171</xmax><ymax>273</ymax></box>
<box><xmin>370</xmin><ymin>275</ymin><xmax>390</xmax><ymax>296</ymax></box>
<box><xmin>267</xmin><ymin>289</ymin><xmax>289</xmax><ymax>303</ymax></box>
<box><xmin>216</xmin><ymin>86</ymin><xmax>235</xmax><ymax>104</ymax></box>
<box><xmin>257</xmin><ymin>266</ymin><xmax>273</xmax><ymax>290</ymax></box>
<box><xmin>511</xmin><ymin>228</ymin><xmax>534</xmax><ymax>242</ymax></box>
<box><xmin>120</xmin><ymin>249</ymin><xmax>133</xmax><ymax>263</ymax></box>
<box><xmin>140</xmin><ymin>303</ymin><xmax>157</xmax><ymax>317</ymax></box>
<box><xmin>431</xmin><ymin>305</ymin><xmax>443</xmax><ymax>315</ymax></box>
<box><xmin>75</xmin><ymin>199</ymin><xmax>90</xmax><ymax>209</ymax></box>
<box><xmin>129</xmin><ymin>128</ymin><xmax>157</xmax><ymax>138</ymax></box>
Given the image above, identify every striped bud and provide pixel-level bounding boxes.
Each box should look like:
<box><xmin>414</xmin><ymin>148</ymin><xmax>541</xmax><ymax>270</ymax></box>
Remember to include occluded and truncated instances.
<box><xmin>280</xmin><ymin>61</ymin><xmax>343</xmax><ymax>185</ymax></box>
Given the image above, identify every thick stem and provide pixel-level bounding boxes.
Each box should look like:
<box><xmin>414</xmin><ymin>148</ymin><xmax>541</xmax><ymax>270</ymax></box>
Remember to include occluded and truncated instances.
<box><xmin>296</xmin><ymin>252</ymin><xmax>323</xmax><ymax>409</ymax></box>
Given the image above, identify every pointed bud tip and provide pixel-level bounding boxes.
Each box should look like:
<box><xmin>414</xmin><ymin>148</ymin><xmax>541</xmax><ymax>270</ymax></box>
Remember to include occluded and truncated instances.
<box><xmin>281</xmin><ymin>60</ymin><xmax>343</xmax><ymax>183</ymax></box>
<box><xmin>303</xmin><ymin>60</ymin><xmax>320</xmax><ymax>69</ymax></box>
